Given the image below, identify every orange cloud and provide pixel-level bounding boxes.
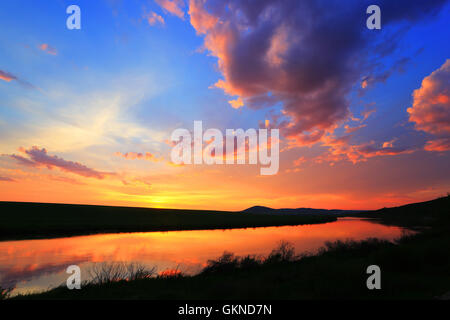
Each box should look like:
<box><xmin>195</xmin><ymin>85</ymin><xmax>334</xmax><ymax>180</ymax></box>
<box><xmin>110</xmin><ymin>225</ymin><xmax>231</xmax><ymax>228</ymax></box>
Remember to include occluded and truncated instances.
<box><xmin>408</xmin><ymin>59</ymin><xmax>450</xmax><ymax>135</ymax></box>
<box><xmin>156</xmin><ymin>0</ymin><xmax>185</xmax><ymax>19</ymax></box>
<box><xmin>39</xmin><ymin>43</ymin><xmax>57</xmax><ymax>55</ymax></box>
<box><xmin>316</xmin><ymin>135</ymin><xmax>415</xmax><ymax>165</ymax></box>
<box><xmin>146</xmin><ymin>11</ymin><xmax>165</xmax><ymax>26</ymax></box>
<box><xmin>344</xmin><ymin>124</ymin><xmax>366</xmax><ymax>134</ymax></box>
<box><xmin>382</xmin><ymin>138</ymin><xmax>397</xmax><ymax>148</ymax></box>
<box><xmin>424</xmin><ymin>138</ymin><xmax>450</xmax><ymax>152</ymax></box>
<box><xmin>228</xmin><ymin>97</ymin><xmax>244</xmax><ymax>109</ymax></box>
<box><xmin>408</xmin><ymin>59</ymin><xmax>450</xmax><ymax>152</ymax></box>
<box><xmin>114</xmin><ymin>151</ymin><xmax>160</xmax><ymax>162</ymax></box>
<box><xmin>293</xmin><ymin>156</ymin><xmax>306</xmax><ymax>167</ymax></box>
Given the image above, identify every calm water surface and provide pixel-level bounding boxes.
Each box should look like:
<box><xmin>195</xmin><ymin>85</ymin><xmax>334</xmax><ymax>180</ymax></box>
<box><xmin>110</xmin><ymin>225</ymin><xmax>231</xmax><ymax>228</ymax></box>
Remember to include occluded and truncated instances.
<box><xmin>0</xmin><ymin>217</ymin><xmax>412</xmax><ymax>296</ymax></box>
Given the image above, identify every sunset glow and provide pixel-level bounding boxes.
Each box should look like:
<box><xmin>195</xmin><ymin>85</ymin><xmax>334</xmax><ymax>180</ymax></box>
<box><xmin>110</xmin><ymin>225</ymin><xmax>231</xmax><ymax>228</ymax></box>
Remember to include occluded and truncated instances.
<box><xmin>0</xmin><ymin>0</ymin><xmax>449</xmax><ymax>211</ymax></box>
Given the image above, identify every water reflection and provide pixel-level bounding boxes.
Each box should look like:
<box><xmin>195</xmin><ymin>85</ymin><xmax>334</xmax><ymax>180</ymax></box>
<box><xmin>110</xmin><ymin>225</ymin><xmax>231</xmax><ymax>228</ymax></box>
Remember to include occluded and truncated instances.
<box><xmin>0</xmin><ymin>218</ymin><xmax>412</xmax><ymax>296</ymax></box>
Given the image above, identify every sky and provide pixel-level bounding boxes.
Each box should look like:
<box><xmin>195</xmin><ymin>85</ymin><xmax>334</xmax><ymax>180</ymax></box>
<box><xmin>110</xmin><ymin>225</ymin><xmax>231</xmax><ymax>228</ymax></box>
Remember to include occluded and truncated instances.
<box><xmin>0</xmin><ymin>0</ymin><xmax>449</xmax><ymax>211</ymax></box>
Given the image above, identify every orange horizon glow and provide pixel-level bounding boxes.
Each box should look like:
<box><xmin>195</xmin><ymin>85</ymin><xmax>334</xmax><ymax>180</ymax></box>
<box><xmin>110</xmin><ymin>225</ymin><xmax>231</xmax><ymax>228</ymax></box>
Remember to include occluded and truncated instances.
<box><xmin>1</xmin><ymin>2</ymin><xmax>449</xmax><ymax>213</ymax></box>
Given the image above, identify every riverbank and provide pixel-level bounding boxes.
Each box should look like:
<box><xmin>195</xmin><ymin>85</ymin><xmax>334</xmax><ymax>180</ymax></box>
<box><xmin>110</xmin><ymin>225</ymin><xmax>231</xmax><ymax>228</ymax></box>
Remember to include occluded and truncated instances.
<box><xmin>0</xmin><ymin>202</ymin><xmax>337</xmax><ymax>241</ymax></box>
<box><xmin>8</xmin><ymin>196</ymin><xmax>450</xmax><ymax>300</ymax></box>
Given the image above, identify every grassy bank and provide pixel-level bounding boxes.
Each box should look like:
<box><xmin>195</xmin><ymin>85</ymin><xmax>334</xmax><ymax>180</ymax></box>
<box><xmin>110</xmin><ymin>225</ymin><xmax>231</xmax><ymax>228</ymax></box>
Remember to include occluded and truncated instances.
<box><xmin>12</xmin><ymin>196</ymin><xmax>450</xmax><ymax>300</ymax></box>
<box><xmin>0</xmin><ymin>202</ymin><xmax>337</xmax><ymax>241</ymax></box>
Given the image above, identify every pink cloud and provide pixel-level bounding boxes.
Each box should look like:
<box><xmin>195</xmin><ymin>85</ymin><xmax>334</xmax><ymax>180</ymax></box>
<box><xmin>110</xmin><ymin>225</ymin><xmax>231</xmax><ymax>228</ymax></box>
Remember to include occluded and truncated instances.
<box><xmin>156</xmin><ymin>0</ymin><xmax>185</xmax><ymax>19</ymax></box>
<box><xmin>344</xmin><ymin>124</ymin><xmax>367</xmax><ymax>134</ymax></box>
<box><xmin>146</xmin><ymin>11</ymin><xmax>165</xmax><ymax>26</ymax></box>
<box><xmin>408</xmin><ymin>59</ymin><xmax>450</xmax><ymax>136</ymax></box>
<box><xmin>9</xmin><ymin>146</ymin><xmax>109</xmax><ymax>179</ymax></box>
<box><xmin>361</xmin><ymin>108</ymin><xmax>376</xmax><ymax>121</ymax></box>
<box><xmin>408</xmin><ymin>59</ymin><xmax>450</xmax><ymax>153</ymax></box>
<box><xmin>293</xmin><ymin>156</ymin><xmax>306</xmax><ymax>167</ymax></box>
<box><xmin>0</xmin><ymin>70</ymin><xmax>17</xmax><ymax>82</ymax></box>
<box><xmin>316</xmin><ymin>136</ymin><xmax>415</xmax><ymax>165</ymax></box>
<box><xmin>39</xmin><ymin>43</ymin><xmax>58</xmax><ymax>55</ymax></box>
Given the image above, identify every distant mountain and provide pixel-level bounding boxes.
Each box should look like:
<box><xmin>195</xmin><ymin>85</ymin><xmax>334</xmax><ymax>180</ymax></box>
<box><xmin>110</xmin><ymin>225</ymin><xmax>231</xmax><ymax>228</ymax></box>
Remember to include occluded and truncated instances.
<box><xmin>242</xmin><ymin>206</ymin><xmax>363</xmax><ymax>215</ymax></box>
<box><xmin>242</xmin><ymin>206</ymin><xmax>275</xmax><ymax>214</ymax></box>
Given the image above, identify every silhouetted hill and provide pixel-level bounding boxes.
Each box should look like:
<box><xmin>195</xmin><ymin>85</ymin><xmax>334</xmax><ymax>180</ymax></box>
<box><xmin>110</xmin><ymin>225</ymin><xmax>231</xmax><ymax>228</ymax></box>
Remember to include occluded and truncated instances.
<box><xmin>0</xmin><ymin>201</ymin><xmax>336</xmax><ymax>241</ymax></box>
<box><xmin>353</xmin><ymin>195</ymin><xmax>450</xmax><ymax>228</ymax></box>
<box><xmin>243</xmin><ymin>205</ymin><xmax>362</xmax><ymax>215</ymax></box>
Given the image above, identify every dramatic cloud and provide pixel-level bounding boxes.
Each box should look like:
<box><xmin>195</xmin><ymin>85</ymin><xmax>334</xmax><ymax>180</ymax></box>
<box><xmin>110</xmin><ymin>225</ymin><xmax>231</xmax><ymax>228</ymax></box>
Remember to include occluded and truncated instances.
<box><xmin>408</xmin><ymin>59</ymin><xmax>450</xmax><ymax>151</ymax></box>
<box><xmin>146</xmin><ymin>11</ymin><xmax>165</xmax><ymax>26</ymax></box>
<box><xmin>115</xmin><ymin>151</ymin><xmax>160</xmax><ymax>162</ymax></box>
<box><xmin>39</xmin><ymin>43</ymin><xmax>58</xmax><ymax>55</ymax></box>
<box><xmin>156</xmin><ymin>0</ymin><xmax>185</xmax><ymax>19</ymax></box>
<box><xmin>188</xmin><ymin>0</ymin><xmax>447</xmax><ymax>145</ymax></box>
<box><xmin>9</xmin><ymin>146</ymin><xmax>109</xmax><ymax>179</ymax></box>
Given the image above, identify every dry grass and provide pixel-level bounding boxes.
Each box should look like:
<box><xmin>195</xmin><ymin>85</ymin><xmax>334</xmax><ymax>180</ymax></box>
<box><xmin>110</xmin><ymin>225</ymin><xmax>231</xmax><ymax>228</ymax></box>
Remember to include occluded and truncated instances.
<box><xmin>88</xmin><ymin>262</ymin><xmax>156</xmax><ymax>285</ymax></box>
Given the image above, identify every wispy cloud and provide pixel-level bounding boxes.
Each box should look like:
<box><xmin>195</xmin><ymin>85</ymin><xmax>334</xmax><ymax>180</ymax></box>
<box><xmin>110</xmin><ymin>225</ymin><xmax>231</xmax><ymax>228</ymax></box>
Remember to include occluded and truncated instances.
<box><xmin>145</xmin><ymin>11</ymin><xmax>165</xmax><ymax>26</ymax></box>
<box><xmin>0</xmin><ymin>70</ymin><xmax>17</xmax><ymax>82</ymax></box>
<box><xmin>0</xmin><ymin>176</ymin><xmax>16</xmax><ymax>182</ymax></box>
<box><xmin>114</xmin><ymin>151</ymin><xmax>161</xmax><ymax>162</ymax></box>
<box><xmin>424</xmin><ymin>138</ymin><xmax>450</xmax><ymax>152</ymax></box>
<box><xmin>9</xmin><ymin>146</ymin><xmax>111</xmax><ymax>179</ymax></box>
<box><xmin>156</xmin><ymin>0</ymin><xmax>185</xmax><ymax>19</ymax></box>
<box><xmin>314</xmin><ymin>135</ymin><xmax>416</xmax><ymax>165</ymax></box>
<box><xmin>344</xmin><ymin>124</ymin><xmax>367</xmax><ymax>134</ymax></box>
<box><xmin>0</xmin><ymin>69</ymin><xmax>34</xmax><ymax>88</ymax></box>
<box><xmin>39</xmin><ymin>43</ymin><xmax>58</xmax><ymax>55</ymax></box>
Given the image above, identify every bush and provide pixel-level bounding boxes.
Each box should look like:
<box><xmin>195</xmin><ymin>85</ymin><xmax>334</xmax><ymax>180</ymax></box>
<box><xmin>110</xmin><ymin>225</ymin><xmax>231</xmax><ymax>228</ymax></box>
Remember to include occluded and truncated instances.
<box><xmin>1</xmin><ymin>286</ymin><xmax>13</xmax><ymax>300</ymax></box>
<box><xmin>202</xmin><ymin>251</ymin><xmax>240</xmax><ymax>274</ymax></box>
<box><xmin>203</xmin><ymin>241</ymin><xmax>297</xmax><ymax>274</ymax></box>
<box><xmin>266</xmin><ymin>241</ymin><xmax>296</xmax><ymax>263</ymax></box>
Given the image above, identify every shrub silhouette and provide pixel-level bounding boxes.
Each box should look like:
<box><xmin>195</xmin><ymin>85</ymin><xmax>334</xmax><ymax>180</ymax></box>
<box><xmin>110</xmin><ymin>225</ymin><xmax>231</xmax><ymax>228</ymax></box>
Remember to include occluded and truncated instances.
<box><xmin>266</xmin><ymin>240</ymin><xmax>296</xmax><ymax>263</ymax></box>
<box><xmin>0</xmin><ymin>286</ymin><xmax>13</xmax><ymax>300</ymax></box>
